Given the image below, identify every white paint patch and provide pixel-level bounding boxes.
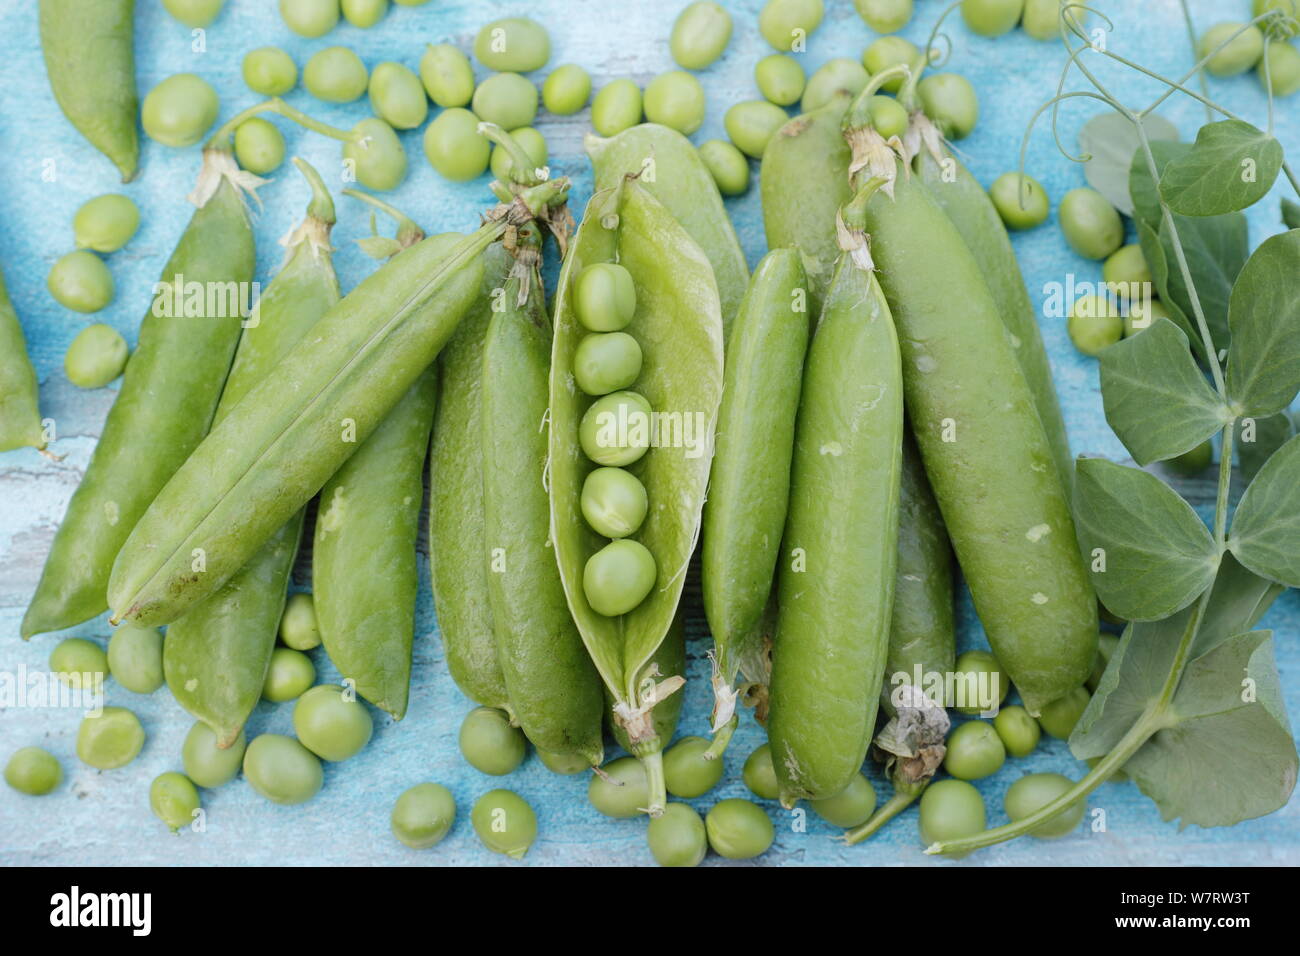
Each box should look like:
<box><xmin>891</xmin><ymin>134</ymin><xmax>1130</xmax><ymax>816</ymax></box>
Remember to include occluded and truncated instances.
<box><xmin>104</xmin><ymin>501</ymin><xmax>119</xmax><ymax>526</ymax></box>
<box><xmin>1025</xmin><ymin>523</ymin><xmax>1051</xmax><ymax>542</ymax></box>
<box><xmin>1031</xmin><ymin>592</ymin><xmax>1049</xmax><ymax>605</ymax></box>
<box><xmin>819</xmin><ymin>441</ymin><xmax>844</xmax><ymax>457</ymax></box>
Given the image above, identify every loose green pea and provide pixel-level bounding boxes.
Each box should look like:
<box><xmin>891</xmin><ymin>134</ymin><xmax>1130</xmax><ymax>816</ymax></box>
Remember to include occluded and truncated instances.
<box><xmin>801</xmin><ymin>57</ymin><xmax>869</xmax><ymax>114</ymax></box>
<box><xmin>262</xmin><ymin>647</ymin><xmax>315</xmax><ymax>702</ymax></box>
<box><xmin>279</xmin><ymin>592</ymin><xmax>321</xmax><ymax>651</ymax></box>
<box><xmin>234</xmin><ymin>117</ymin><xmax>286</xmax><ymax>175</ymax></box>
<box><xmin>341</xmin><ymin>0</ymin><xmax>387</xmax><ymax>28</ymax></box>
<box><xmin>583</xmin><ymin>539</ymin><xmax>657</xmax><ymax>616</ymax></box>
<box><xmin>5</xmin><ymin>747</ymin><xmax>62</xmax><ymax>796</ymax></box>
<box><xmin>1067</xmin><ymin>294</ymin><xmax>1123</xmax><ymax>357</ymax></box>
<box><xmin>471</xmin><ymin>73</ymin><xmax>539</xmax><ymax>130</ymax></box>
<box><xmin>989</xmin><ymin>172</ymin><xmax>1050</xmax><ymax>230</ymax></box>
<box><xmin>917</xmin><ymin>72</ymin><xmax>979</xmax><ymax>139</ymax></box>
<box><xmin>809</xmin><ymin>772</ymin><xmax>877</xmax><ymax>827</ymax></box>
<box><xmin>1165</xmin><ymin>439</ymin><xmax>1214</xmax><ymax>476</ymax></box>
<box><xmin>163</xmin><ymin>0</ymin><xmax>225</xmax><ymax>28</ymax></box>
<box><xmin>279</xmin><ymin>0</ymin><xmax>339</xmax><ymax>38</ymax></box>
<box><xmin>73</xmin><ymin>194</ymin><xmax>140</xmax><ymax>253</ymax></box>
<box><xmin>855</xmin><ymin>0</ymin><xmax>913</xmax><ymax>33</ymax></box>
<box><xmin>578</xmin><ymin>390</ymin><xmax>653</xmax><ymax>467</ymax></box>
<box><xmin>1124</xmin><ymin>297</ymin><xmax>1169</xmax><ymax>337</ymax></box>
<box><xmin>48</xmin><ymin>251</ymin><xmax>113</xmax><ymax>314</ymax></box>
<box><xmin>960</xmin><ymin>0</ymin><xmax>1025</xmax><ymax>37</ymax></box>
<box><xmin>344</xmin><ymin>117</ymin><xmax>407</xmax><ymax>191</ymax></box>
<box><xmin>742</xmin><ymin>744</ymin><xmax>780</xmax><ymax>800</ymax></box>
<box><xmin>77</xmin><ymin>707</ymin><xmax>145</xmax><ymax>770</ymax></box>
<box><xmin>663</xmin><ymin>736</ymin><xmax>725</xmax><ymax>798</ymax></box>
<box><xmin>243</xmin><ymin>47</ymin><xmax>297</xmax><ymax>96</ymax></box>
<box><xmin>423</xmin><ymin>108</ymin><xmax>490</xmax><ymax>181</ymax></box>
<box><xmin>65</xmin><ymin>323</ymin><xmax>128</xmax><ymax>389</ymax></box>
<box><xmin>643</xmin><ymin>71</ymin><xmax>706</xmax><ymax>136</ymax></box>
<box><xmin>458</xmin><ymin>706</ymin><xmax>527</xmax><ymax>775</ymax></box>
<box><xmin>243</xmin><ymin>734</ymin><xmax>323</xmax><ymax>805</ymax></box>
<box><xmin>49</xmin><ymin>637</ymin><xmax>108</xmax><ymax>690</ymax></box>
<box><xmin>918</xmin><ymin>779</ymin><xmax>985</xmax><ymax>846</ymax></box>
<box><xmin>150</xmin><ymin>772</ymin><xmax>201</xmax><ymax>832</ymax></box>
<box><xmin>107</xmin><ymin>623</ymin><xmax>163</xmax><ymax>694</ymax></box>
<box><xmin>993</xmin><ymin>705</ymin><xmax>1041</xmax><ymax>757</ymax></box>
<box><xmin>142</xmin><ymin>73</ymin><xmax>219</xmax><ymax>148</ymax></box>
<box><xmin>1102</xmin><ymin>243</ymin><xmax>1151</xmax><ymax>293</ymax></box>
<box><xmin>472</xmin><ymin>789</ymin><xmax>537</xmax><ymax>859</ymax></box>
<box><xmin>1259</xmin><ymin>39</ymin><xmax>1300</xmax><ymax>96</ymax></box>
<box><xmin>725</xmin><ymin>99</ymin><xmax>788</xmax><ymax>159</ymax></box>
<box><xmin>1022</xmin><ymin>0</ymin><xmax>1089</xmax><ymax>40</ymax></box>
<box><xmin>575</xmin><ymin>262</ymin><xmax>636</xmax><ymax>332</ymax></box>
<box><xmin>759</xmin><ymin>0</ymin><xmax>825</xmax><ymax>53</ymax></box>
<box><xmin>1255</xmin><ymin>0</ymin><xmax>1300</xmax><ymax>37</ymax></box>
<box><xmin>755</xmin><ymin>54</ymin><xmax>805</xmax><ymax>106</ymax></box>
<box><xmin>293</xmin><ymin>685</ymin><xmax>373</xmax><ymax>762</ymax></box>
<box><xmin>1200</xmin><ymin>22</ymin><xmax>1266</xmax><ymax>76</ymax></box>
<box><xmin>304</xmin><ymin>46</ymin><xmax>368</xmax><ymax>103</ymax></box>
<box><xmin>953</xmin><ymin>649</ymin><xmax>1009</xmax><ymax>715</ymax></box>
<box><xmin>489</xmin><ymin>126</ymin><xmax>547</xmax><ymax>182</ymax></box>
<box><xmin>868</xmin><ymin>95</ymin><xmax>909</xmax><ymax>139</ymax></box>
<box><xmin>1037</xmin><ymin>685</ymin><xmax>1091</xmax><ymax>739</ymax></box>
<box><xmin>541</xmin><ymin>64</ymin><xmax>591</xmax><ymax>114</ymax></box>
<box><xmin>182</xmin><ymin>722</ymin><xmax>246</xmax><ymax>788</ymax></box>
<box><xmin>581</xmin><ymin>466</ymin><xmax>649</xmax><ymax>538</ymax></box>
<box><xmin>1004</xmin><ymin>772</ymin><xmax>1085</xmax><ymax>838</ymax></box>
<box><xmin>943</xmin><ymin>720</ymin><xmax>1006</xmax><ymax>781</ymax></box>
<box><xmin>573</xmin><ymin>331</ymin><xmax>643</xmax><ymax>397</ymax></box>
<box><xmin>670</xmin><ymin>1</ymin><xmax>733</xmax><ymax>70</ymax></box>
<box><xmin>863</xmin><ymin>36</ymin><xmax>921</xmax><ymax>93</ymax></box>
<box><xmin>1059</xmin><ymin>187</ymin><xmax>1123</xmax><ymax>260</ymax></box>
<box><xmin>591</xmin><ymin>79</ymin><xmax>642</xmax><ymax>137</ymax></box>
<box><xmin>706</xmin><ymin>798</ymin><xmax>774</xmax><ymax>859</ymax></box>
<box><xmin>588</xmin><ymin>756</ymin><xmax>648</xmax><ymax>817</ymax></box>
<box><xmin>474</xmin><ymin>17</ymin><xmax>551</xmax><ymax>73</ymax></box>
<box><xmin>420</xmin><ymin>43</ymin><xmax>475</xmax><ymax>108</ymax></box>
<box><xmin>647</xmin><ymin>802</ymin><xmax>708</xmax><ymax>867</ymax></box>
<box><xmin>698</xmin><ymin>139</ymin><xmax>750</xmax><ymax>196</ymax></box>
<box><xmin>368</xmin><ymin>62</ymin><xmax>428</xmax><ymax>130</ymax></box>
<box><xmin>391</xmin><ymin>783</ymin><xmax>456</xmax><ymax>848</ymax></box>
<box><xmin>537</xmin><ymin>749</ymin><xmax>590</xmax><ymax>775</ymax></box>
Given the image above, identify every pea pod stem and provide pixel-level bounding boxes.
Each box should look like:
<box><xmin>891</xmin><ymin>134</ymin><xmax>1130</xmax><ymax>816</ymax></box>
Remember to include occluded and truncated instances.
<box><xmin>639</xmin><ymin>749</ymin><xmax>668</xmax><ymax>818</ymax></box>
<box><xmin>703</xmin><ymin>715</ymin><xmax>738</xmax><ymax>761</ymax></box>
<box><xmin>205</xmin><ymin>98</ymin><xmax>356</xmax><ymax>152</ymax></box>
<box><xmin>843</xmin><ymin>784</ymin><xmax>924</xmax><ymax>846</ymax></box>
<box><xmin>342</xmin><ymin>188</ymin><xmax>425</xmax><ymax>248</ymax></box>
<box><xmin>844</xmin><ymin>64</ymin><xmax>913</xmax><ymax>129</ymax></box>
<box><xmin>478</xmin><ymin>122</ymin><xmax>547</xmax><ymax>187</ymax></box>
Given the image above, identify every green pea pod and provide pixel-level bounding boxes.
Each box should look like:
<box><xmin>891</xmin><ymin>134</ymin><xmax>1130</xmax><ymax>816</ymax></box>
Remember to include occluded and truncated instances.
<box><xmin>163</xmin><ymin>160</ymin><xmax>340</xmax><ymax>747</ymax></box>
<box><xmin>609</xmin><ymin>609</ymin><xmax>687</xmax><ymax>753</ymax></box>
<box><xmin>767</xmin><ymin>189</ymin><xmax>904</xmax><ymax>805</ymax></box>
<box><xmin>880</xmin><ymin>431</ymin><xmax>955</xmax><ymax>717</ymax></box>
<box><xmin>23</xmin><ymin>151</ymin><xmax>255</xmax><ymax>639</ymax></box>
<box><xmin>481</xmin><ymin>244</ymin><xmax>604</xmax><ymax>763</ymax></box>
<box><xmin>586</xmin><ymin>124</ymin><xmax>748</xmax><ymax>342</ymax></box>
<box><xmin>107</xmin><ymin>178</ymin><xmax>571</xmax><ymax>627</ymax></box>
<box><xmin>39</xmin><ymin>0</ymin><xmax>139</xmax><ymax>181</ymax></box>
<box><xmin>0</xmin><ymin>266</ymin><xmax>44</xmax><ymax>452</ymax></box>
<box><xmin>700</xmin><ymin>249</ymin><xmax>810</xmax><ymax>729</ymax></box>
<box><xmin>549</xmin><ymin>180</ymin><xmax>724</xmax><ymax>813</ymax></box>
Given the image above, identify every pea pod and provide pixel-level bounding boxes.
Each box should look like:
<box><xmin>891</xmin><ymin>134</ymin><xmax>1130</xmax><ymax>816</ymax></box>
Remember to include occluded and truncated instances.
<box><xmin>107</xmin><ymin>179</ymin><xmax>571</xmax><ymax>627</ymax></box>
<box><xmin>549</xmin><ymin>180</ymin><xmax>724</xmax><ymax>814</ymax></box>
<box><xmin>586</xmin><ymin>124</ymin><xmax>748</xmax><ymax>342</ymax></box>
<box><xmin>39</xmin><ymin>0</ymin><xmax>139</xmax><ymax>181</ymax></box>
<box><xmin>23</xmin><ymin>151</ymin><xmax>255</xmax><ymax>639</ymax></box>
<box><xmin>0</xmin><ymin>266</ymin><xmax>44</xmax><ymax>452</ymax></box>
<box><xmin>163</xmin><ymin>160</ymin><xmax>340</xmax><ymax>747</ymax></box>
<box><xmin>608</xmin><ymin>609</ymin><xmax>686</xmax><ymax>753</ymax></box>
<box><xmin>767</xmin><ymin>184</ymin><xmax>904</xmax><ymax>805</ymax></box>
<box><xmin>700</xmin><ymin>249</ymin><xmax>810</xmax><ymax>729</ymax></box>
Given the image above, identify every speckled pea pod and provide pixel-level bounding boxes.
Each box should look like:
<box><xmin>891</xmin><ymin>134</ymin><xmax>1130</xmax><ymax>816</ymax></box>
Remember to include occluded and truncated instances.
<box><xmin>164</xmin><ymin>160</ymin><xmax>340</xmax><ymax>747</ymax></box>
<box><xmin>0</xmin><ymin>266</ymin><xmax>44</xmax><ymax>453</ymax></box>
<box><xmin>586</xmin><ymin>124</ymin><xmax>748</xmax><ymax>343</ymax></box>
<box><xmin>39</xmin><ymin>0</ymin><xmax>139</xmax><ymax>181</ymax></box>
<box><xmin>609</xmin><ymin>609</ymin><xmax>687</xmax><ymax>753</ymax></box>
<box><xmin>23</xmin><ymin>150</ymin><xmax>255</xmax><ymax>639</ymax></box>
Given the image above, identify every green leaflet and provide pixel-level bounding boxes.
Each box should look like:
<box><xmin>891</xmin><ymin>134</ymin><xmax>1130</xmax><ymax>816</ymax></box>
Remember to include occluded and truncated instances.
<box><xmin>1228</xmin><ymin>433</ymin><xmax>1300</xmax><ymax>587</ymax></box>
<box><xmin>1079</xmin><ymin>111</ymin><xmax>1178</xmax><ymax>216</ymax></box>
<box><xmin>1225</xmin><ymin>229</ymin><xmax>1300</xmax><ymax>417</ymax></box>
<box><xmin>1283</xmin><ymin>197</ymin><xmax>1300</xmax><ymax>229</ymax></box>
<box><xmin>1158</xmin><ymin>121</ymin><xmax>1283</xmax><ymax>217</ymax></box>
<box><xmin>1239</xmin><ymin>411</ymin><xmax>1295</xmax><ymax>485</ymax></box>
<box><xmin>1130</xmin><ymin>139</ymin><xmax>1191</xmax><ymax>229</ymax></box>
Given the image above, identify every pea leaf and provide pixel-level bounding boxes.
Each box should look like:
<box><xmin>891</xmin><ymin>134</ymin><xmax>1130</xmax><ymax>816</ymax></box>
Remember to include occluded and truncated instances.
<box><xmin>1227</xmin><ymin>433</ymin><xmax>1300</xmax><ymax>587</ymax></box>
<box><xmin>1130</xmin><ymin>139</ymin><xmax>1192</xmax><ymax>229</ymax></box>
<box><xmin>1136</xmin><ymin>219</ymin><xmax>1200</xmax><ymax>355</ymax></box>
<box><xmin>1156</xmin><ymin>209</ymin><xmax>1248</xmax><ymax>357</ymax></box>
<box><xmin>1225</xmin><ymin>230</ymin><xmax>1300</xmax><ymax>417</ymax></box>
<box><xmin>1098</xmin><ymin>317</ymin><xmax>1230</xmax><ymax>465</ymax></box>
<box><xmin>1158</xmin><ymin>121</ymin><xmax>1283</xmax><ymax>216</ymax></box>
<box><xmin>1079</xmin><ymin>111</ymin><xmax>1179</xmax><ymax>216</ymax></box>
<box><xmin>1239</xmin><ymin>411</ymin><xmax>1295</xmax><ymax>485</ymax></box>
<box><xmin>1073</xmin><ymin>457</ymin><xmax>1220</xmax><ymax>621</ymax></box>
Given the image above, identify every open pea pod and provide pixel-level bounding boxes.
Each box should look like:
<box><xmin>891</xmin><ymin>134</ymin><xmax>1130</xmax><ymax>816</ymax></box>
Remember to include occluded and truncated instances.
<box><xmin>549</xmin><ymin>180</ymin><xmax>723</xmax><ymax>812</ymax></box>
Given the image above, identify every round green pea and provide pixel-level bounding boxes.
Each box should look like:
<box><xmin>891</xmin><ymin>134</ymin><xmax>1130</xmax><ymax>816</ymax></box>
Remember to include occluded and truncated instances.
<box><xmin>575</xmin><ymin>262</ymin><xmax>636</xmax><ymax>332</ymax></box>
<box><xmin>855</xmin><ymin>0</ymin><xmax>913</xmax><ymax>33</ymax></box>
<box><xmin>706</xmin><ymin>798</ymin><xmax>774</xmax><ymax>859</ymax></box>
<box><xmin>472</xmin><ymin>73</ymin><xmax>539</xmax><ymax>131</ymax></box>
<box><xmin>541</xmin><ymin>64</ymin><xmax>591</xmax><ymax>115</ymax></box>
<box><xmin>537</xmin><ymin>749</ymin><xmax>590</xmax><ymax>775</ymax></box>
<box><xmin>582</xmin><ymin>538</ymin><xmax>657</xmax><ymax>616</ymax></box>
<box><xmin>917</xmin><ymin>72</ymin><xmax>979</xmax><ymax>139</ymax></box>
<box><xmin>48</xmin><ymin>251</ymin><xmax>113</xmax><ymax>314</ymax></box>
<box><xmin>809</xmin><ymin>772</ymin><xmax>878</xmax><ymax>827</ymax></box>
<box><xmin>65</xmin><ymin>323</ymin><xmax>128</xmax><ymax>389</ymax></box>
<box><xmin>5</xmin><ymin>747</ymin><xmax>61</xmax><ymax>796</ymax></box>
<box><xmin>725</xmin><ymin>99</ymin><xmax>788</xmax><ymax>159</ymax></box>
<box><xmin>163</xmin><ymin>0</ymin><xmax>225</xmax><ymax>28</ymax></box>
<box><xmin>759</xmin><ymin>0</ymin><xmax>825</xmax><ymax>53</ymax></box>
<box><xmin>663</xmin><ymin>736</ymin><xmax>724</xmax><ymax>798</ymax></box>
<box><xmin>581</xmin><ymin>465</ymin><xmax>648</xmax><ymax>538</ymax></box>
<box><xmin>643</xmin><ymin>71</ymin><xmax>706</xmax><ymax>136</ymax></box>
<box><xmin>458</xmin><ymin>706</ymin><xmax>527</xmax><ymax>775</ymax></box>
<box><xmin>73</xmin><ymin>194</ymin><xmax>139</xmax><ymax>253</ymax></box>
<box><xmin>698</xmin><ymin>139</ymin><xmax>750</xmax><ymax>196</ymax></box>
<box><xmin>344</xmin><ymin>117</ymin><xmax>407</xmax><ymax>191</ymax></box>
<box><xmin>242</xmin><ymin>47</ymin><xmax>297</xmax><ymax>96</ymax></box>
<box><xmin>341</xmin><ymin>0</ymin><xmax>387</xmax><ymax>28</ymax></box>
<box><xmin>591</xmin><ymin>79</ymin><xmax>642</xmax><ymax>137</ymax></box>
<box><xmin>368</xmin><ymin>62</ymin><xmax>428</xmax><ymax>130</ymax></box>
<box><xmin>304</xmin><ymin>46</ymin><xmax>368</xmax><ymax>103</ymax></box>
<box><xmin>993</xmin><ymin>704</ymin><xmax>1041</xmax><ymax>757</ymax></box>
<box><xmin>863</xmin><ymin>36</ymin><xmax>921</xmax><ymax>93</ymax></box>
<box><xmin>1124</xmin><ymin>297</ymin><xmax>1169</xmax><ymax>337</ymax></box>
<box><xmin>755</xmin><ymin>54</ymin><xmax>805</xmax><ymax>106</ymax></box>
<box><xmin>742</xmin><ymin>744</ymin><xmax>780</xmax><ymax>800</ymax></box>
<box><xmin>489</xmin><ymin>126</ymin><xmax>547</xmax><ymax>182</ymax></box>
<box><xmin>234</xmin><ymin>117</ymin><xmax>286</xmax><ymax>175</ymax></box>
<box><xmin>474</xmin><ymin>17</ymin><xmax>551</xmax><ymax>73</ymax></box>
<box><xmin>472</xmin><ymin>789</ymin><xmax>537</xmax><ymax>859</ymax></box>
<box><xmin>106</xmin><ymin>623</ymin><xmax>163</xmax><ymax>694</ymax></box>
<box><xmin>1022</xmin><ymin>0</ymin><xmax>1088</xmax><ymax>40</ymax></box>
<box><xmin>243</xmin><ymin>734</ymin><xmax>323</xmax><ymax>805</ymax></box>
<box><xmin>801</xmin><ymin>57</ymin><xmax>869</xmax><ymax>114</ymax></box>
<box><xmin>279</xmin><ymin>592</ymin><xmax>321</xmax><ymax>651</ymax></box>
<box><xmin>77</xmin><ymin>707</ymin><xmax>145</xmax><ymax>770</ymax></box>
<box><xmin>262</xmin><ymin>647</ymin><xmax>315</xmax><ymax>702</ymax></box>
<box><xmin>1165</xmin><ymin>439</ymin><xmax>1214</xmax><ymax>476</ymax></box>
<box><xmin>1260</xmin><ymin>39</ymin><xmax>1300</xmax><ymax>96</ymax></box>
<box><xmin>294</xmin><ymin>685</ymin><xmax>374</xmax><ymax>762</ymax></box>
<box><xmin>420</xmin><ymin>43</ymin><xmax>475</xmax><ymax>108</ymax></box>
<box><xmin>670</xmin><ymin>1</ymin><xmax>733</xmax><ymax>70</ymax></box>
<box><xmin>989</xmin><ymin>172</ymin><xmax>1050</xmax><ymax>230</ymax></box>
<box><xmin>1037</xmin><ymin>685</ymin><xmax>1091</xmax><ymax>739</ymax></box>
<box><xmin>150</xmin><ymin>772</ymin><xmax>201</xmax><ymax>832</ymax></box>
<box><xmin>578</xmin><ymin>390</ymin><xmax>652</xmax><ymax>467</ymax></box>
<box><xmin>1059</xmin><ymin>187</ymin><xmax>1123</xmax><ymax>260</ymax></box>
<box><xmin>918</xmin><ymin>779</ymin><xmax>985</xmax><ymax>846</ymax></box>
<box><xmin>182</xmin><ymin>722</ymin><xmax>246</xmax><ymax>788</ymax></box>
<box><xmin>953</xmin><ymin>649</ymin><xmax>1009</xmax><ymax>715</ymax></box>
<box><xmin>1067</xmin><ymin>294</ymin><xmax>1123</xmax><ymax>357</ymax></box>
<box><xmin>50</xmin><ymin>637</ymin><xmax>108</xmax><ymax>690</ymax></box>
<box><xmin>1004</xmin><ymin>772</ymin><xmax>1085</xmax><ymax>838</ymax></box>
<box><xmin>142</xmin><ymin>73</ymin><xmax>218</xmax><ymax>148</ymax></box>
<box><xmin>423</xmin><ymin>108</ymin><xmax>490</xmax><ymax>181</ymax></box>
<box><xmin>1102</xmin><ymin>243</ymin><xmax>1152</xmax><ymax>292</ymax></box>
<box><xmin>588</xmin><ymin>756</ymin><xmax>648</xmax><ymax>818</ymax></box>
<box><xmin>868</xmin><ymin>95</ymin><xmax>909</xmax><ymax>139</ymax></box>
<box><xmin>960</xmin><ymin>0</ymin><xmax>1025</xmax><ymax>37</ymax></box>
<box><xmin>279</xmin><ymin>0</ymin><xmax>339</xmax><ymax>38</ymax></box>
<box><xmin>573</xmin><ymin>331</ymin><xmax>643</xmax><ymax>396</ymax></box>
<box><xmin>1200</xmin><ymin>23</ymin><xmax>1265</xmax><ymax>76</ymax></box>
<box><xmin>943</xmin><ymin>720</ymin><xmax>1007</xmax><ymax>781</ymax></box>
<box><xmin>391</xmin><ymin>782</ymin><xmax>456</xmax><ymax>848</ymax></box>
<box><xmin>647</xmin><ymin>802</ymin><xmax>708</xmax><ymax>867</ymax></box>
<box><xmin>1255</xmin><ymin>0</ymin><xmax>1299</xmax><ymax>37</ymax></box>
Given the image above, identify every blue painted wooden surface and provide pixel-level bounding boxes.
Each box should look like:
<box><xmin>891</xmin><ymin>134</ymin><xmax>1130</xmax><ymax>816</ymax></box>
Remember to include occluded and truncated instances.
<box><xmin>1</xmin><ymin>0</ymin><xmax>1296</xmax><ymax>866</ymax></box>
